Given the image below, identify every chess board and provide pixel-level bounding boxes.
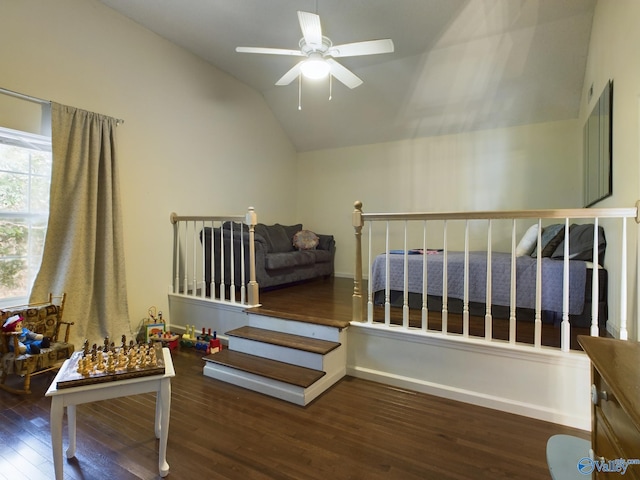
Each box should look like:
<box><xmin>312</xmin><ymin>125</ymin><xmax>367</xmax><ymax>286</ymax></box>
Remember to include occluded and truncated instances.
<box><xmin>56</xmin><ymin>342</ymin><xmax>166</xmax><ymax>389</ymax></box>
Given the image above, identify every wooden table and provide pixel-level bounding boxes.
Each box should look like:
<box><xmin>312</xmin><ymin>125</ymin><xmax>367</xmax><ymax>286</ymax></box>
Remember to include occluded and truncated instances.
<box><xmin>578</xmin><ymin>336</ymin><xmax>640</xmax><ymax>479</ymax></box>
<box><xmin>45</xmin><ymin>347</ymin><xmax>175</xmax><ymax>479</ymax></box>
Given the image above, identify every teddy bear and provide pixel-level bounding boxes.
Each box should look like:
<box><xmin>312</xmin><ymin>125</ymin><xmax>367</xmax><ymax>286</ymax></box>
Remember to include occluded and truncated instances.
<box><xmin>1</xmin><ymin>315</ymin><xmax>50</xmax><ymax>354</ymax></box>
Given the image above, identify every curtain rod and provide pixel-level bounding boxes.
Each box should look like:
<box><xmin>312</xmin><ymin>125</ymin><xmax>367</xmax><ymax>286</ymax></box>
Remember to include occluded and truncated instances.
<box><xmin>0</xmin><ymin>86</ymin><xmax>124</xmax><ymax>125</ymax></box>
<box><xmin>0</xmin><ymin>86</ymin><xmax>50</xmax><ymax>105</ymax></box>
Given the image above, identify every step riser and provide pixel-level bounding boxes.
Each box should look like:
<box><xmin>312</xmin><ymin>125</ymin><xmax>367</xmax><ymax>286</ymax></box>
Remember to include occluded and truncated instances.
<box><xmin>203</xmin><ymin>362</ymin><xmax>307</xmax><ymax>405</ymax></box>
<box><xmin>203</xmin><ymin>361</ymin><xmax>346</xmax><ymax>406</ymax></box>
<box><xmin>229</xmin><ymin>337</ymin><xmax>326</xmax><ymax>370</ymax></box>
<box><xmin>229</xmin><ymin>336</ymin><xmax>345</xmax><ymax>373</ymax></box>
<box><xmin>247</xmin><ymin>313</ymin><xmax>343</xmax><ymax>342</ymax></box>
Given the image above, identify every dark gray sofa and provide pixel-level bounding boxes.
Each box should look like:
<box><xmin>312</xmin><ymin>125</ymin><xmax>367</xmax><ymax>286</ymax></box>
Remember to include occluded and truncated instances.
<box><xmin>200</xmin><ymin>222</ymin><xmax>335</xmax><ymax>293</ymax></box>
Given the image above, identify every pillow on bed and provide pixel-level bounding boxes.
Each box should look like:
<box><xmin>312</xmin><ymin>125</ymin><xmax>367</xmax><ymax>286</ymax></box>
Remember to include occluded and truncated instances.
<box><xmin>516</xmin><ymin>224</ymin><xmax>539</xmax><ymax>256</ymax></box>
<box><xmin>551</xmin><ymin>224</ymin><xmax>607</xmax><ymax>264</ymax></box>
<box><xmin>531</xmin><ymin>223</ymin><xmax>565</xmax><ymax>258</ymax></box>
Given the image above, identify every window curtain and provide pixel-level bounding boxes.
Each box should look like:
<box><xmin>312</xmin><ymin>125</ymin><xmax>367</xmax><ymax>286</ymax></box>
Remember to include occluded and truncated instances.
<box><xmin>30</xmin><ymin>103</ymin><xmax>131</xmax><ymax>345</ymax></box>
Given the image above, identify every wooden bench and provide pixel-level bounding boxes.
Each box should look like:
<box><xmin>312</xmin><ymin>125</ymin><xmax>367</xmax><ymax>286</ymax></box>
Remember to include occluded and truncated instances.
<box><xmin>0</xmin><ymin>294</ymin><xmax>74</xmax><ymax>394</ymax></box>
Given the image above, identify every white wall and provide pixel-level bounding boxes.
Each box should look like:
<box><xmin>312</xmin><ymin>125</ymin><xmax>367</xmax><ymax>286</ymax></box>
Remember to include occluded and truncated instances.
<box><xmin>298</xmin><ymin>119</ymin><xmax>581</xmax><ymax>277</ymax></box>
<box><xmin>578</xmin><ymin>0</ymin><xmax>640</xmax><ymax>340</ymax></box>
<box><xmin>0</xmin><ymin>0</ymin><xmax>297</xmax><ymax>331</ymax></box>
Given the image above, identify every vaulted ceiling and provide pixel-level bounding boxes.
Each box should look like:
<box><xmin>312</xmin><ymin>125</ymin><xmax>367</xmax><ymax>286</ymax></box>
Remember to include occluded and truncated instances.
<box><xmin>98</xmin><ymin>0</ymin><xmax>596</xmax><ymax>152</ymax></box>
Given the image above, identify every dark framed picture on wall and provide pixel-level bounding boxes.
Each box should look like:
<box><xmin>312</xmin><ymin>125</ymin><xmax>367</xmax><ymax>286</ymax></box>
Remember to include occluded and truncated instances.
<box><xmin>584</xmin><ymin>79</ymin><xmax>613</xmax><ymax>207</ymax></box>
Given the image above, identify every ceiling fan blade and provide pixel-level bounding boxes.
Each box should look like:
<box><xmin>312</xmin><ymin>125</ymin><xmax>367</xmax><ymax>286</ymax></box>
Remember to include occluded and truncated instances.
<box><xmin>236</xmin><ymin>46</ymin><xmax>303</xmax><ymax>56</ymax></box>
<box><xmin>326</xmin><ymin>58</ymin><xmax>363</xmax><ymax>89</ymax></box>
<box><xmin>329</xmin><ymin>39</ymin><xmax>395</xmax><ymax>58</ymax></box>
<box><xmin>297</xmin><ymin>11</ymin><xmax>323</xmax><ymax>48</ymax></box>
<box><xmin>275</xmin><ymin>61</ymin><xmax>304</xmax><ymax>86</ymax></box>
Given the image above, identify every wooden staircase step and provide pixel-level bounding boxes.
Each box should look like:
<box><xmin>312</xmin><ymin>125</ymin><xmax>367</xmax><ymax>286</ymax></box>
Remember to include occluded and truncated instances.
<box><xmin>227</xmin><ymin>326</ymin><xmax>341</xmax><ymax>355</ymax></box>
<box><xmin>245</xmin><ymin>307</ymin><xmax>351</xmax><ymax>330</ymax></box>
<box><xmin>203</xmin><ymin>350</ymin><xmax>325</xmax><ymax>389</ymax></box>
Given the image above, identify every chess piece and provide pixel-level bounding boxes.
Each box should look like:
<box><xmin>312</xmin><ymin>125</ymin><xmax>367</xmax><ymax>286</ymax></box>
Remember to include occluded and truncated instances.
<box><xmin>117</xmin><ymin>351</ymin><xmax>127</xmax><ymax>369</ymax></box>
<box><xmin>96</xmin><ymin>348</ymin><xmax>105</xmax><ymax>371</ymax></box>
<box><xmin>127</xmin><ymin>348</ymin><xmax>137</xmax><ymax>370</ymax></box>
<box><xmin>106</xmin><ymin>352</ymin><xmax>115</xmax><ymax>373</ymax></box>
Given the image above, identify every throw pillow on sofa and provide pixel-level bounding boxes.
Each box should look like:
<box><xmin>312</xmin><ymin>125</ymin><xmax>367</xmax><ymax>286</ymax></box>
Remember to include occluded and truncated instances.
<box><xmin>293</xmin><ymin>230</ymin><xmax>319</xmax><ymax>250</ymax></box>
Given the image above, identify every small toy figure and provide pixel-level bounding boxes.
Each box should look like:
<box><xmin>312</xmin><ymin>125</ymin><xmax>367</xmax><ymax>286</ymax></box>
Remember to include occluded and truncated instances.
<box><xmin>1</xmin><ymin>315</ymin><xmax>50</xmax><ymax>354</ymax></box>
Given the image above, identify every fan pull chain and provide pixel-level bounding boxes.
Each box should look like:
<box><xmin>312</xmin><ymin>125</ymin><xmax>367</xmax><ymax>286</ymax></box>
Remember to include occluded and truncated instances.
<box><xmin>298</xmin><ymin>74</ymin><xmax>302</xmax><ymax>110</ymax></box>
<box><xmin>329</xmin><ymin>74</ymin><xmax>332</xmax><ymax>100</ymax></box>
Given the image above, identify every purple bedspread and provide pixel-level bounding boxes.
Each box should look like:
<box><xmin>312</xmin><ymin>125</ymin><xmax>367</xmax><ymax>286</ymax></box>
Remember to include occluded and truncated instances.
<box><xmin>370</xmin><ymin>251</ymin><xmax>587</xmax><ymax>314</ymax></box>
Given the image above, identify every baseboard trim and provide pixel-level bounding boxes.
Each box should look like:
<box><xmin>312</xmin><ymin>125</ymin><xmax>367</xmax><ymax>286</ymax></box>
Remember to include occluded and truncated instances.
<box><xmin>346</xmin><ymin>365</ymin><xmax>590</xmax><ymax>431</ymax></box>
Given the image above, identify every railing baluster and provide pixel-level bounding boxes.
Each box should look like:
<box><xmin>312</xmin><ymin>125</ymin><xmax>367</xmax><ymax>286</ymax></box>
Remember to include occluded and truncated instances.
<box><xmin>173</xmin><ymin>218</ymin><xmax>180</xmax><ymax>294</ymax></box>
<box><xmin>485</xmin><ymin>219</ymin><xmax>492</xmax><ymax>340</ymax></box>
<box><xmin>561</xmin><ymin>218</ymin><xmax>570</xmax><ymax>352</ymax></box>
<box><xmin>534</xmin><ymin>218</ymin><xmax>542</xmax><ymax>348</ymax></box>
<box><xmin>200</xmin><ymin>220</ymin><xmax>206</xmax><ymax>298</ymax></box>
<box><xmin>620</xmin><ymin>217</ymin><xmax>628</xmax><ymax>340</ymax></box>
<box><xmin>183</xmin><ymin>221</ymin><xmax>188</xmax><ymax>296</ymax></box>
<box><xmin>209</xmin><ymin>220</ymin><xmax>215</xmax><ymax>299</ymax></box>
<box><xmin>240</xmin><ymin>222</ymin><xmax>246</xmax><ymax>305</ymax></box>
<box><xmin>367</xmin><ymin>222</ymin><xmax>373</xmax><ymax>323</ymax></box>
<box><xmin>509</xmin><ymin>219</ymin><xmax>516</xmax><ymax>344</ymax></box>
<box><xmin>402</xmin><ymin>221</ymin><xmax>409</xmax><ymax>328</ymax></box>
<box><xmin>384</xmin><ymin>221</ymin><xmax>391</xmax><ymax>327</ymax></box>
<box><xmin>219</xmin><ymin>223</ymin><xmax>225</xmax><ymax>301</ymax></box>
<box><xmin>463</xmin><ymin>220</ymin><xmax>469</xmax><ymax>337</ymax></box>
<box><xmin>229</xmin><ymin>222</ymin><xmax>236</xmax><ymax>303</ymax></box>
<box><xmin>590</xmin><ymin>217</ymin><xmax>600</xmax><ymax>337</ymax></box>
<box><xmin>421</xmin><ymin>220</ymin><xmax>428</xmax><ymax>332</ymax></box>
<box><xmin>442</xmin><ymin>220</ymin><xmax>448</xmax><ymax>333</ymax></box>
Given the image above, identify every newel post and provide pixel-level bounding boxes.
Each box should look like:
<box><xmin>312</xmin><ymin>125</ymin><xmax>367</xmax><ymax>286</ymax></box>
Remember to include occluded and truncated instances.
<box><xmin>246</xmin><ymin>206</ymin><xmax>259</xmax><ymax>306</ymax></box>
<box><xmin>353</xmin><ymin>201</ymin><xmax>364</xmax><ymax>321</ymax></box>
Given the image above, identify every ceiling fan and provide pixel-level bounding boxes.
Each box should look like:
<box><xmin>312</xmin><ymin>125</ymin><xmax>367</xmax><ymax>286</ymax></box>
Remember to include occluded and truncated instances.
<box><xmin>236</xmin><ymin>11</ymin><xmax>394</xmax><ymax>90</ymax></box>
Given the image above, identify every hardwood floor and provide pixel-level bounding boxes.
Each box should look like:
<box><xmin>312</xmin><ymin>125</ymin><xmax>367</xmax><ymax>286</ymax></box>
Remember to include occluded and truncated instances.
<box><xmin>259</xmin><ymin>276</ymin><xmax>603</xmax><ymax>350</ymax></box>
<box><xmin>0</xmin><ymin>345</ymin><xmax>587</xmax><ymax>480</ymax></box>
<box><xmin>0</xmin><ymin>277</ymin><xmax>595</xmax><ymax>479</ymax></box>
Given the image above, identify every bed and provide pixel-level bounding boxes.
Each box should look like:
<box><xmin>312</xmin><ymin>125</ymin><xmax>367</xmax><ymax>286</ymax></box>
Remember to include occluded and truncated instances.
<box><xmin>371</xmin><ymin>223</ymin><xmax>608</xmax><ymax>329</ymax></box>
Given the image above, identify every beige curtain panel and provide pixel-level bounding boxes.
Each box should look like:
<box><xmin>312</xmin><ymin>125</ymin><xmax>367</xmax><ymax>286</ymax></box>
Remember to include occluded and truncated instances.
<box><xmin>30</xmin><ymin>103</ymin><xmax>131</xmax><ymax>346</ymax></box>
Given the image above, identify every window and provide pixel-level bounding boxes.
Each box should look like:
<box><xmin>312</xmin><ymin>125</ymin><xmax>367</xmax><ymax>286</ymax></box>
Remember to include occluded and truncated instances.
<box><xmin>0</xmin><ymin>126</ymin><xmax>52</xmax><ymax>307</ymax></box>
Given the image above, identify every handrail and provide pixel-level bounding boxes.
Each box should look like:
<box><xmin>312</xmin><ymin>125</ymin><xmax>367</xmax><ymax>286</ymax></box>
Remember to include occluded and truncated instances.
<box><xmin>353</xmin><ymin>200</ymin><xmax>639</xmax><ymax>350</ymax></box>
<box><xmin>359</xmin><ymin>205</ymin><xmax>640</xmax><ymax>223</ymax></box>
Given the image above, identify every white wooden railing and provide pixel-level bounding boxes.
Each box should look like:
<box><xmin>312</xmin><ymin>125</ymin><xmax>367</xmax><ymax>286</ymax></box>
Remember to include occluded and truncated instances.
<box><xmin>352</xmin><ymin>201</ymin><xmax>640</xmax><ymax>351</ymax></box>
<box><xmin>169</xmin><ymin>208</ymin><xmax>259</xmax><ymax>307</ymax></box>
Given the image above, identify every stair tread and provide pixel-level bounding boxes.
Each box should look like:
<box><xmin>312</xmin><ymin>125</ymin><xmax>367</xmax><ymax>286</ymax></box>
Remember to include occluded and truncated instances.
<box><xmin>203</xmin><ymin>350</ymin><xmax>325</xmax><ymax>388</ymax></box>
<box><xmin>226</xmin><ymin>326</ymin><xmax>340</xmax><ymax>355</ymax></box>
<box><xmin>245</xmin><ymin>307</ymin><xmax>351</xmax><ymax>330</ymax></box>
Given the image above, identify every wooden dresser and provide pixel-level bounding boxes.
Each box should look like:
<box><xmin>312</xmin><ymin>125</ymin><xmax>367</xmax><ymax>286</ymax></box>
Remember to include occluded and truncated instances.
<box><xmin>578</xmin><ymin>336</ymin><xmax>640</xmax><ymax>479</ymax></box>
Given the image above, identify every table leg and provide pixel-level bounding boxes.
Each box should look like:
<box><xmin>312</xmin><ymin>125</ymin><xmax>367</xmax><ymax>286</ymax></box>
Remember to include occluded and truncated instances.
<box><xmin>158</xmin><ymin>378</ymin><xmax>171</xmax><ymax>477</ymax></box>
<box><xmin>66</xmin><ymin>404</ymin><xmax>77</xmax><ymax>458</ymax></box>
<box><xmin>154</xmin><ymin>390</ymin><xmax>161</xmax><ymax>439</ymax></box>
<box><xmin>50</xmin><ymin>398</ymin><xmax>64</xmax><ymax>480</ymax></box>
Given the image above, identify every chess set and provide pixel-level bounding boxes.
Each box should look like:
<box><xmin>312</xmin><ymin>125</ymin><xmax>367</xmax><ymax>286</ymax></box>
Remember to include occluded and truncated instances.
<box><xmin>55</xmin><ymin>335</ymin><xmax>166</xmax><ymax>389</ymax></box>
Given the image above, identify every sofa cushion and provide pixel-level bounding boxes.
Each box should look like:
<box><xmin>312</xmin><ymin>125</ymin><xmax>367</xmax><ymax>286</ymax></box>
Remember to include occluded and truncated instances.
<box><xmin>268</xmin><ymin>225</ymin><xmax>295</xmax><ymax>253</ymax></box>
<box><xmin>307</xmin><ymin>249</ymin><xmax>332</xmax><ymax>263</ymax></box>
<box><xmin>256</xmin><ymin>223</ymin><xmax>302</xmax><ymax>253</ymax></box>
<box><xmin>265</xmin><ymin>251</ymin><xmax>315</xmax><ymax>270</ymax></box>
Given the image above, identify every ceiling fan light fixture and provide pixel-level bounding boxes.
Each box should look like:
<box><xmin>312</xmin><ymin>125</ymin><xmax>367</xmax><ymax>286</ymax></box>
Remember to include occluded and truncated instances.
<box><xmin>300</xmin><ymin>55</ymin><xmax>330</xmax><ymax>79</ymax></box>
